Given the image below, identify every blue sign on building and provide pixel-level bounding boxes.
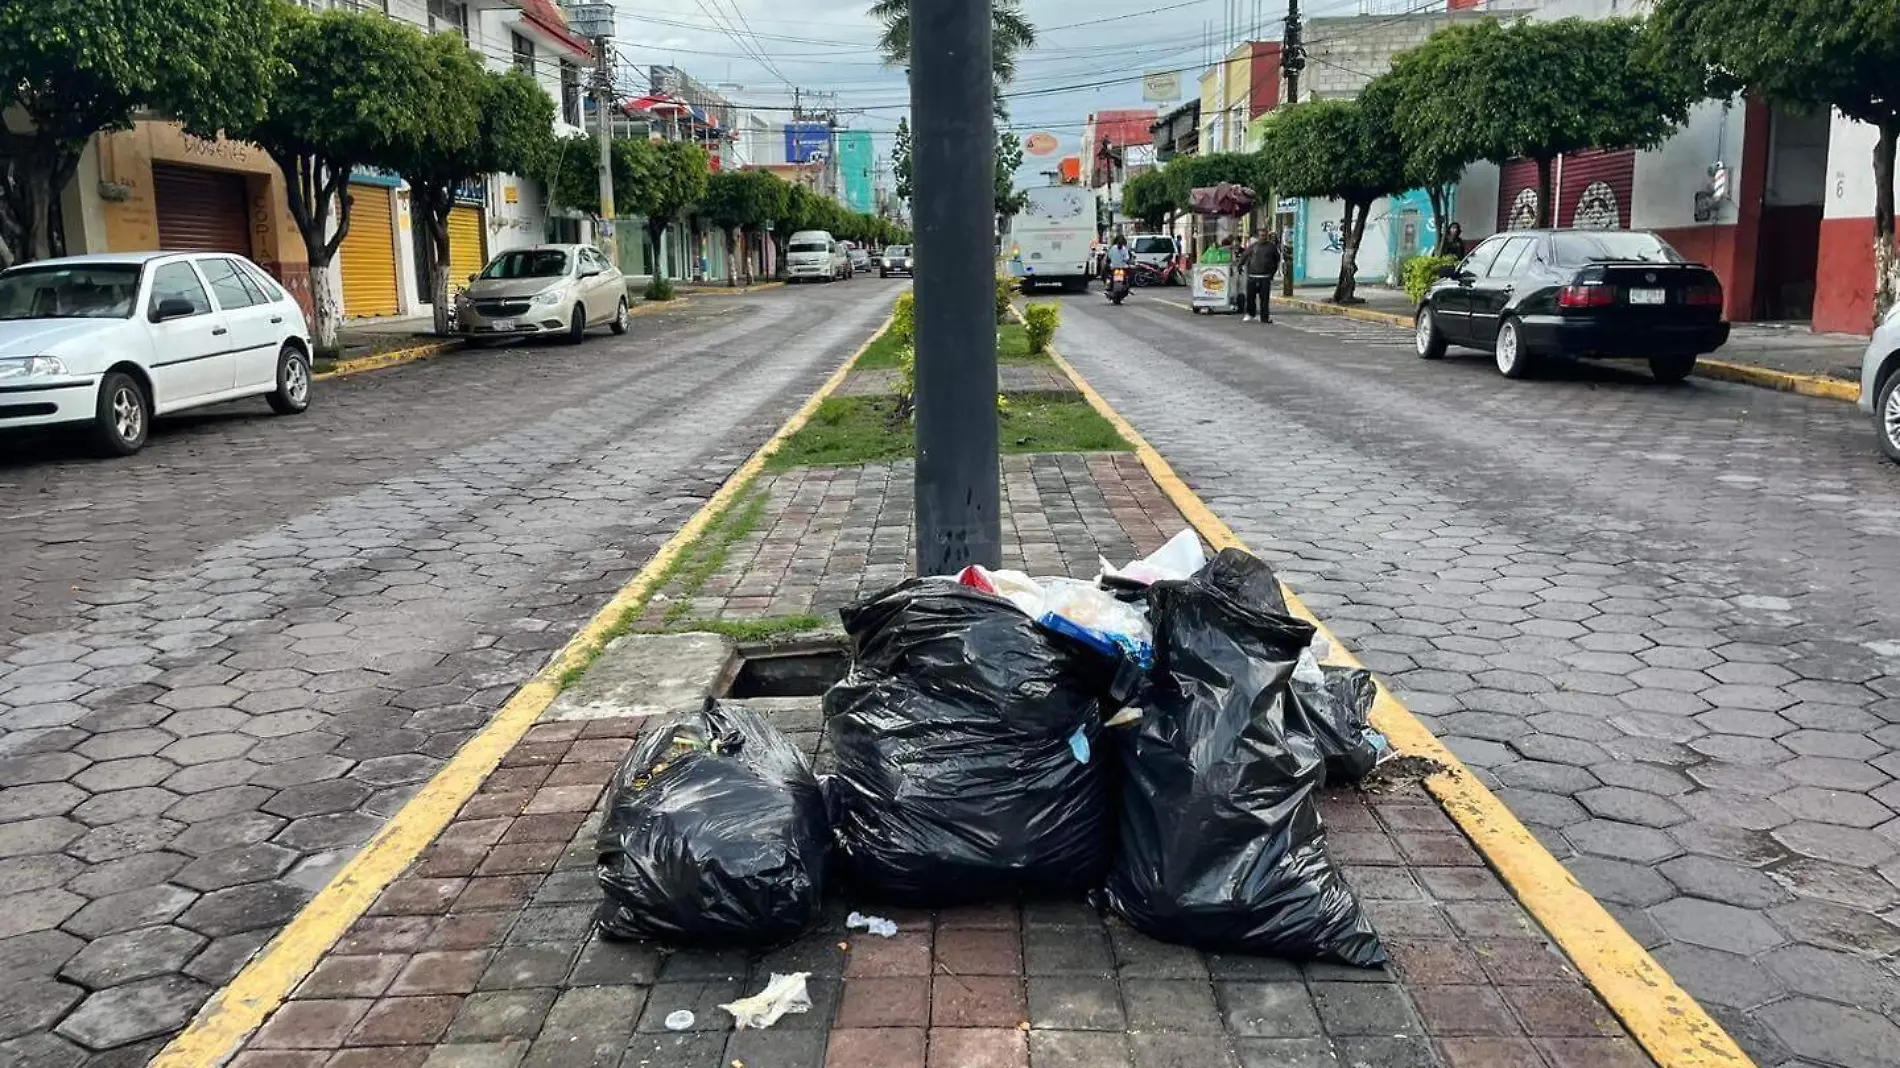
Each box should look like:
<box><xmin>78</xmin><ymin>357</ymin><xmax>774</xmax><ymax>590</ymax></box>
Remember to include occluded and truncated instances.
<box><xmin>785</xmin><ymin>123</ymin><xmax>830</xmax><ymax>164</ymax></box>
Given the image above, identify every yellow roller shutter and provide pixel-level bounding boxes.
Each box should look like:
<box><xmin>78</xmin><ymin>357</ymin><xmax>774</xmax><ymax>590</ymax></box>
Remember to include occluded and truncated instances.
<box><xmin>339</xmin><ymin>184</ymin><xmax>399</xmax><ymax>318</ymax></box>
<box><xmin>447</xmin><ymin>206</ymin><xmax>487</xmax><ymax>290</ymax></box>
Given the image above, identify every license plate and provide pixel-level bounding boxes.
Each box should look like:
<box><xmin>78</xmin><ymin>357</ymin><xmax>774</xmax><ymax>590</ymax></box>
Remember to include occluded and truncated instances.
<box><xmin>491</xmin><ymin>319</ymin><xmax>514</xmax><ymax>331</ymax></box>
<box><xmin>1629</xmin><ymin>288</ymin><xmax>1665</xmax><ymax>305</ymax></box>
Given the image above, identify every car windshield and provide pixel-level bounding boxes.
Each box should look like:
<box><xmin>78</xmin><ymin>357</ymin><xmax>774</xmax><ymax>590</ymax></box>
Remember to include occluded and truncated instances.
<box><xmin>0</xmin><ymin>264</ymin><xmax>141</xmax><ymax>320</ymax></box>
<box><xmin>1551</xmin><ymin>232</ymin><xmax>1683</xmax><ymax>267</ymax></box>
<box><xmin>789</xmin><ymin>241</ymin><xmax>828</xmax><ymax>254</ymax></box>
<box><xmin>1133</xmin><ymin>237</ymin><xmax>1174</xmax><ymax>255</ymax></box>
<box><xmin>480</xmin><ymin>250</ymin><xmax>569</xmax><ymax>279</ymax></box>
<box><xmin>886</xmin><ymin>246</ymin><xmax>908</xmax><ymax>257</ymax></box>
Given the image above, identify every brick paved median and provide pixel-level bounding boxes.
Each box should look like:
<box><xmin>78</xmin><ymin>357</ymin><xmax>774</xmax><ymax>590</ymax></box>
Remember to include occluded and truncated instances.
<box><xmin>220</xmin><ymin>449</ymin><xmax>1655</xmax><ymax>1068</ymax></box>
<box><xmin>0</xmin><ymin>282</ymin><xmax>904</xmax><ymax>1066</ymax></box>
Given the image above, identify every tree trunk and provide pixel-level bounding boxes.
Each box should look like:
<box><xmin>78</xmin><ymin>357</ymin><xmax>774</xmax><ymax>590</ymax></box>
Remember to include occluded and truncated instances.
<box><xmin>274</xmin><ymin>151</ymin><xmax>353</xmax><ymax>357</ymax></box>
<box><xmin>725</xmin><ymin>229</ymin><xmax>737</xmax><ymax>286</ymax></box>
<box><xmin>647</xmin><ymin>222</ymin><xmax>667</xmax><ymax>286</ymax></box>
<box><xmin>1333</xmin><ymin>201</ymin><xmax>1366</xmax><ymax>304</ymax></box>
<box><xmin>1535</xmin><ymin>157</ymin><xmax>1554</xmax><ymax>228</ymax></box>
<box><xmin>310</xmin><ymin>262</ymin><xmax>342</xmax><ymax>354</ymax></box>
<box><xmin>1874</xmin><ymin>120</ymin><xmax>1899</xmax><ymax>326</ymax></box>
<box><xmin>1427</xmin><ymin>184</ymin><xmax>1449</xmax><ymax>250</ymax></box>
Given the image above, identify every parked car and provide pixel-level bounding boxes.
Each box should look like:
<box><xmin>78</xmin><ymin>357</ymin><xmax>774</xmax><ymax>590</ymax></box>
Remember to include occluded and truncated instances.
<box><xmin>1130</xmin><ymin>234</ymin><xmax>1181</xmax><ymax>282</ymax></box>
<box><xmin>456</xmin><ymin>244</ymin><xmax>627</xmax><ymax>343</ymax></box>
<box><xmin>0</xmin><ymin>251</ymin><xmax>312</xmax><ymax>456</ymax></box>
<box><xmin>1861</xmin><ymin>303</ymin><xmax>1900</xmax><ymax>463</ymax></box>
<box><xmin>845</xmin><ymin>243</ymin><xmax>873</xmax><ymax>274</ymax></box>
<box><xmin>1414</xmin><ymin>229</ymin><xmax>1730</xmax><ymax>382</ymax></box>
<box><xmin>881</xmin><ymin>245</ymin><xmax>914</xmax><ymax>278</ymax></box>
<box><xmin>786</xmin><ymin>231</ymin><xmax>850</xmax><ymax>283</ymax></box>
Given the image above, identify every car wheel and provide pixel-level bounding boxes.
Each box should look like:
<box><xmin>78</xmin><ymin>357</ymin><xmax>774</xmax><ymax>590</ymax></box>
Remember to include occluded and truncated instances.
<box><xmin>566</xmin><ymin>304</ymin><xmax>587</xmax><ymax>344</ymax></box>
<box><xmin>1494</xmin><ymin>318</ymin><xmax>1535</xmax><ymax>379</ymax></box>
<box><xmin>1415</xmin><ymin>307</ymin><xmax>1447</xmax><ymax>360</ymax></box>
<box><xmin>1876</xmin><ymin>368</ymin><xmax>1900</xmax><ymax>464</ymax></box>
<box><xmin>1649</xmin><ymin>353</ymin><xmax>1697</xmax><ymax>384</ymax></box>
<box><xmin>266</xmin><ymin>344</ymin><xmax>312</xmax><ymax>415</ymax></box>
<box><xmin>610</xmin><ymin>298</ymin><xmax>630</xmax><ymax>336</ymax></box>
<box><xmin>90</xmin><ymin>370</ymin><xmax>150</xmax><ymax>456</ymax></box>
<box><xmin>880</xmin><ymin>271</ymin><xmax>889</xmax><ymax>279</ymax></box>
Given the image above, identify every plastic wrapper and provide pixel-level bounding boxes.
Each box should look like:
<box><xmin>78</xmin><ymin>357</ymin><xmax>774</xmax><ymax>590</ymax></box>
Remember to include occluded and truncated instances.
<box><xmin>595</xmin><ymin>703</ymin><xmax>828</xmax><ymax>947</ymax></box>
<box><xmin>824</xmin><ymin>578</ymin><xmax>1114</xmax><ymax>905</ymax></box>
<box><xmin>956</xmin><ymin>567</ymin><xmax>1153</xmax><ymax>669</ymax></box>
<box><xmin>1103</xmin><ymin>549</ymin><xmax>1385</xmax><ymax>966</ymax></box>
<box><xmin>1101</xmin><ymin>529</ymin><xmax>1208</xmax><ymax>586</ymax></box>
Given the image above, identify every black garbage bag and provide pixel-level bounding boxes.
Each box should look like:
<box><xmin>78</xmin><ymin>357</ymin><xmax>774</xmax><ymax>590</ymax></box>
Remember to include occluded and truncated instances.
<box><xmin>824</xmin><ymin>578</ymin><xmax>1113</xmax><ymax>905</ymax></box>
<box><xmin>1291</xmin><ymin>663</ymin><xmax>1387</xmax><ymax>786</ymax></box>
<box><xmin>1103</xmin><ymin>549</ymin><xmax>1385</xmax><ymax>966</ymax></box>
<box><xmin>595</xmin><ymin>702</ymin><xmax>828</xmax><ymax>947</ymax></box>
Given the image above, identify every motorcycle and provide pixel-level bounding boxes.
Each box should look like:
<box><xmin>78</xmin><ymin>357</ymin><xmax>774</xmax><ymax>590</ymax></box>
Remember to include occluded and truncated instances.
<box><xmin>1132</xmin><ymin>261</ymin><xmax>1177</xmax><ymax>288</ymax></box>
<box><xmin>1106</xmin><ymin>267</ymin><xmax>1130</xmax><ymax>305</ymax></box>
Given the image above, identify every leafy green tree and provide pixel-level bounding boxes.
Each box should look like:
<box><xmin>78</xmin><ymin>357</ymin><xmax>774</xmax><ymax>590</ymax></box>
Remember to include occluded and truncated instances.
<box><xmin>1361</xmin><ymin>59</ymin><xmax>1463</xmax><ymax>250</ymax></box>
<box><xmin>995</xmin><ymin>131</ymin><xmax>1029</xmax><ymax>225</ymax></box>
<box><xmin>1650</xmin><ymin>0</ymin><xmax>1900</xmax><ymax>322</ymax></box>
<box><xmin>0</xmin><ymin>0</ymin><xmax>281</xmax><ymax>265</ymax></box>
<box><xmin>869</xmin><ymin>0</ymin><xmax>1036</xmax><ymax>117</ymax></box>
<box><xmin>228</xmin><ymin>6</ymin><xmax>436</xmax><ymax>353</ymax></box>
<box><xmin>892</xmin><ymin>118</ymin><xmax>913</xmax><ymax>202</ymax></box>
<box><xmin>1259</xmin><ymin>99</ymin><xmax>1407</xmax><ymax>303</ymax></box>
<box><xmin>626</xmin><ymin>140</ymin><xmax>709</xmax><ymax>280</ymax></box>
<box><xmin>702</xmin><ymin>169</ymin><xmax>790</xmax><ymax>284</ymax></box>
<box><xmin>1122</xmin><ymin>170</ymin><xmax>1174</xmax><ymax>229</ymax></box>
<box><xmin>400</xmin><ymin>44</ymin><xmax>552</xmax><ymax>335</ymax></box>
<box><xmin>1397</xmin><ymin>17</ymin><xmax>1697</xmax><ymax>229</ymax></box>
<box><xmin>1161</xmin><ymin>151</ymin><xmax>1270</xmax><ymax>215</ymax></box>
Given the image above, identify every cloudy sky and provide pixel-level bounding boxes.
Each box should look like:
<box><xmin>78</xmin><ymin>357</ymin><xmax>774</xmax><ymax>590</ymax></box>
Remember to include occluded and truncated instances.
<box><xmin>607</xmin><ymin>0</ymin><xmax>1383</xmax><ymax>185</ymax></box>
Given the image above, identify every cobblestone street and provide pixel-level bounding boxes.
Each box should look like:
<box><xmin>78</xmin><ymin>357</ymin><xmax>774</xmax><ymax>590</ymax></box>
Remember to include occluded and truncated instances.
<box><xmin>0</xmin><ymin>280</ymin><xmax>905</xmax><ymax>1066</ymax></box>
<box><xmin>1051</xmin><ymin>291</ymin><xmax>1900</xmax><ymax>1068</ymax></box>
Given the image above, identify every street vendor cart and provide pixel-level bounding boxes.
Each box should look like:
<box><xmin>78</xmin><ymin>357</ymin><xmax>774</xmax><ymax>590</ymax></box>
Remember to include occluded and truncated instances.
<box><xmin>1186</xmin><ymin>183</ymin><xmax>1256</xmax><ymax>316</ymax></box>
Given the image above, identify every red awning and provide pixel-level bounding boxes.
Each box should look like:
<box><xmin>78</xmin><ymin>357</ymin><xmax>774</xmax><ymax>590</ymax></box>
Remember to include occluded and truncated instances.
<box><xmin>515</xmin><ymin>0</ymin><xmax>593</xmax><ymax>61</ymax></box>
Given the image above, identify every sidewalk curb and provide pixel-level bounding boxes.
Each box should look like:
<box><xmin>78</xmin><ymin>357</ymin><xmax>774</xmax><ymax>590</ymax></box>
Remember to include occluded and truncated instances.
<box><xmin>147</xmin><ymin>306</ymin><xmax>899</xmax><ymax>1068</ymax></box>
<box><xmin>1276</xmin><ymin>295</ymin><xmax>1861</xmax><ymax>405</ymax></box>
<box><xmin>315</xmin><ymin>339</ymin><xmax>464</xmax><ymax>382</ymax></box>
<box><xmin>1041</xmin><ymin>340</ymin><xmax>1754</xmax><ymax>1068</ymax></box>
<box><xmin>687</xmin><ymin>280</ymin><xmax>787</xmax><ymax>295</ymax></box>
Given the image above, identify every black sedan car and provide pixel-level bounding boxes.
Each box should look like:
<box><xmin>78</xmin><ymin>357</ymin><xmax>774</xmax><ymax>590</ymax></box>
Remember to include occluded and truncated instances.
<box><xmin>879</xmin><ymin>245</ymin><xmax>913</xmax><ymax>278</ymax></box>
<box><xmin>1414</xmin><ymin>229</ymin><xmax>1730</xmax><ymax>381</ymax></box>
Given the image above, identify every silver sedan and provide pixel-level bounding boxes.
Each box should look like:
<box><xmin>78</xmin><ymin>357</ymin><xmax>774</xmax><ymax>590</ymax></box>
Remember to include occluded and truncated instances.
<box><xmin>457</xmin><ymin>244</ymin><xmax>629</xmax><ymax>343</ymax></box>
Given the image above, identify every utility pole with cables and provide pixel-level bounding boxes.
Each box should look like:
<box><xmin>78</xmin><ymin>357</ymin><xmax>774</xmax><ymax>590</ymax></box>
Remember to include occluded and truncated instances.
<box><xmin>1280</xmin><ymin>0</ymin><xmax>1304</xmax><ymax>297</ymax></box>
<box><xmin>592</xmin><ymin>34</ymin><xmax>618</xmax><ymax>267</ymax></box>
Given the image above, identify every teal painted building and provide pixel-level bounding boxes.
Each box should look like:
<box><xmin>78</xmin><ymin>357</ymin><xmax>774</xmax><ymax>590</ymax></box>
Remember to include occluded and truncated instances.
<box><xmin>838</xmin><ymin>131</ymin><xmax>876</xmax><ymax>215</ymax></box>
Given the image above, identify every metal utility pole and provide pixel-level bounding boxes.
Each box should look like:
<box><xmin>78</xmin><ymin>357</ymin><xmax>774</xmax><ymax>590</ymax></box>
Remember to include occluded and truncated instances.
<box><xmin>592</xmin><ymin>35</ymin><xmax>618</xmax><ymax>266</ymax></box>
<box><xmin>911</xmin><ymin>0</ymin><xmax>1000</xmax><ymax>574</ymax></box>
<box><xmin>1281</xmin><ymin>0</ymin><xmax>1304</xmax><ymax>297</ymax></box>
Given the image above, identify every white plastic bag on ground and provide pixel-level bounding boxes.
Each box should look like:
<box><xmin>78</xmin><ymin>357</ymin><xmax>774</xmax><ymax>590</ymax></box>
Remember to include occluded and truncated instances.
<box><xmin>1100</xmin><ymin>529</ymin><xmax>1207</xmax><ymax>586</ymax></box>
<box><xmin>1036</xmin><ymin>578</ymin><xmax>1154</xmax><ymax>667</ymax></box>
<box><xmin>720</xmin><ymin>972</ymin><xmax>813</xmax><ymax>1030</ymax></box>
<box><xmin>847</xmin><ymin>911</ymin><xmax>898</xmax><ymax>937</ymax></box>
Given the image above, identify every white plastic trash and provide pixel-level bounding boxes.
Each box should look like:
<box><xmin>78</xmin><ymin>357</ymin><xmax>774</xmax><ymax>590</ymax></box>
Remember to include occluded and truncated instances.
<box><xmin>719</xmin><ymin>972</ymin><xmax>813</xmax><ymax>1030</ymax></box>
<box><xmin>1100</xmin><ymin>529</ymin><xmax>1208</xmax><ymax>585</ymax></box>
<box><xmin>846</xmin><ymin>911</ymin><xmax>898</xmax><ymax>938</ymax></box>
<box><xmin>663</xmin><ymin>1010</ymin><xmax>696</xmax><ymax>1031</ymax></box>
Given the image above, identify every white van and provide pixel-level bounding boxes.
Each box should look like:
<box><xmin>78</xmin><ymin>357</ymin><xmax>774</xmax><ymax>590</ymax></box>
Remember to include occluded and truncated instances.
<box><xmin>1010</xmin><ymin>186</ymin><xmax>1097</xmax><ymax>292</ymax></box>
<box><xmin>786</xmin><ymin>231</ymin><xmax>848</xmax><ymax>283</ymax></box>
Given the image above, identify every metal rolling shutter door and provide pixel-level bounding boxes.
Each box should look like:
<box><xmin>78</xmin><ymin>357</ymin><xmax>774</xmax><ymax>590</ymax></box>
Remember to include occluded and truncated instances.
<box><xmin>1496</xmin><ymin>159</ymin><xmax>1542</xmax><ymax>232</ymax></box>
<box><xmin>447</xmin><ymin>206</ymin><xmax>486</xmax><ymax>288</ymax></box>
<box><xmin>153</xmin><ymin>166</ymin><xmax>251</xmax><ymax>255</ymax></box>
<box><xmin>1558</xmin><ymin>149</ymin><xmax>1635</xmax><ymax>230</ymax></box>
<box><xmin>339</xmin><ymin>185</ymin><xmax>400</xmax><ymax>318</ymax></box>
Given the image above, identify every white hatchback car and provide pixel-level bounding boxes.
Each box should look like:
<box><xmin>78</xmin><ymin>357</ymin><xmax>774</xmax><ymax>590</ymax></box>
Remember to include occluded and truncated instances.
<box><xmin>0</xmin><ymin>251</ymin><xmax>313</xmax><ymax>455</ymax></box>
<box><xmin>1861</xmin><ymin>302</ymin><xmax>1900</xmax><ymax>464</ymax></box>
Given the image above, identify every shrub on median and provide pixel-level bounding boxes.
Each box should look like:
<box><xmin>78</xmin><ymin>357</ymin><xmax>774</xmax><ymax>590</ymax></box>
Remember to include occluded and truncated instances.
<box><xmin>1023</xmin><ymin>303</ymin><xmax>1060</xmax><ymax>355</ymax></box>
<box><xmin>645</xmin><ymin>277</ymin><xmax>677</xmax><ymax>302</ymax></box>
<box><xmin>892</xmin><ymin>292</ymin><xmax>916</xmax><ymax>346</ymax></box>
<box><xmin>996</xmin><ymin>276</ymin><xmax>1018</xmax><ymax>323</ymax></box>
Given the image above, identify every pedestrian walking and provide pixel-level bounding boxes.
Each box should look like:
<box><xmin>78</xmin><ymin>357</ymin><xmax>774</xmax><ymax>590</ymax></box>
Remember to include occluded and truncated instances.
<box><xmin>1437</xmin><ymin>222</ymin><xmax>1467</xmax><ymax>259</ymax></box>
<box><xmin>1242</xmin><ymin>227</ymin><xmax>1281</xmax><ymax>323</ymax></box>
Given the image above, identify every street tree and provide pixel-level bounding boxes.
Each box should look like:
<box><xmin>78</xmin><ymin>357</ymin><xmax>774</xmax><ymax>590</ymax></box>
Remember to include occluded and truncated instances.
<box><xmin>1259</xmin><ymin>99</ymin><xmax>1407</xmax><ymax>303</ymax></box>
<box><xmin>1162</xmin><ymin>152</ymin><xmax>1270</xmax><ymax>214</ymax></box>
<box><xmin>1363</xmin><ymin>58</ymin><xmax>1464</xmax><ymax>250</ymax></box>
<box><xmin>624</xmin><ymin>139</ymin><xmax>710</xmax><ymax>280</ymax></box>
<box><xmin>400</xmin><ymin>46</ymin><xmax>552</xmax><ymax>335</ymax></box>
<box><xmin>702</xmin><ymin>169</ymin><xmax>788</xmax><ymax>284</ymax></box>
<box><xmin>0</xmin><ymin>0</ymin><xmax>280</xmax><ymax>266</ymax></box>
<box><xmin>1650</xmin><ymin>0</ymin><xmax>1900</xmax><ymax>322</ymax></box>
<box><xmin>1398</xmin><ymin>17</ymin><xmax>1697</xmax><ymax>229</ymax></box>
<box><xmin>229</xmin><ymin>6</ymin><xmax>435</xmax><ymax>354</ymax></box>
<box><xmin>892</xmin><ymin>118</ymin><xmax>913</xmax><ymax>202</ymax></box>
<box><xmin>995</xmin><ymin>132</ymin><xmax>1029</xmax><ymax>227</ymax></box>
<box><xmin>1122</xmin><ymin>170</ymin><xmax>1173</xmax><ymax>229</ymax></box>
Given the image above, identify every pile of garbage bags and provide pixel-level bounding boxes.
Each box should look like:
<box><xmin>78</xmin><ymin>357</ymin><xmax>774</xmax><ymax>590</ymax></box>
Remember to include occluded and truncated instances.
<box><xmin>594</xmin><ymin>531</ymin><xmax>1391</xmax><ymax>968</ymax></box>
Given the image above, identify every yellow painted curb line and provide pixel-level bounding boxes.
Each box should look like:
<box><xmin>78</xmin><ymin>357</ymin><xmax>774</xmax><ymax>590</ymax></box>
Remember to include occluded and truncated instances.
<box><xmin>1040</xmin><ymin>340</ymin><xmax>1754</xmax><ymax>1068</ymax></box>
<box><xmin>1273</xmin><ymin>295</ymin><xmax>1862</xmax><ymax>406</ymax></box>
<box><xmin>1692</xmin><ymin>357</ymin><xmax>1862</xmax><ymax>403</ymax></box>
<box><xmin>149</xmin><ymin>306</ymin><xmax>900</xmax><ymax>1068</ymax></box>
<box><xmin>315</xmin><ymin>339</ymin><xmax>463</xmax><ymax>382</ymax></box>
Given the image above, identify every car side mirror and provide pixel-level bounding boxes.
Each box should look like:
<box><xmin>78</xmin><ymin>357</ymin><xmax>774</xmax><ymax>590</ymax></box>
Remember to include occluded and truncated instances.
<box><xmin>151</xmin><ymin>297</ymin><xmax>197</xmax><ymax>322</ymax></box>
<box><xmin>1436</xmin><ymin>265</ymin><xmax>1460</xmax><ymax>279</ymax></box>
<box><xmin>579</xmin><ymin>267</ymin><xmax>601</xmax><ymax>278</ymax></box>
<box><xmin>467</xmin><ymin>273</ymin><xmax>479</xmax><ymax>285</ymax></box>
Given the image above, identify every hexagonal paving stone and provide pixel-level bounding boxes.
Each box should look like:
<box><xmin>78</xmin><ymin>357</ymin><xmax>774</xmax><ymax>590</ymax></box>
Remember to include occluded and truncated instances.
<box><xmin>1760</xmin><ymin>944</ymin><xmax>1900</xmax><ymax>1010</ymax></box>
<box><xmin>1568</xmin><ymin>855</ymin><xmax>1676</xmax><ymax>907</ymax></box>
<box><xmin>60</xmin><ymin>882</ymin><xmax>199</xmax><ymax>940</ymax></box>
<box><xmin>0</xmin><ymin>783</ymin><xmax>86</xmax><ymax>822</ymax></box>
<box><xmin>71</xmin><ymin>757</ymin><xmax>177</xmax><ymax>793</ymax></box>
<box><xmin>1649</xmin><ymin>897</ymin><xmax>1788</xmax><ymax>955</ymax></box>
<box><xmin>1769</xmin><ymin>857</ymin><xmax>1900</xmax><ymax>911</ymax></box>
<box><xmin>260</xmin><ymin>779</ymin><xmax>372</xmax><ymax>820</ymax></box>
<box><xmin>55</xmin><ymin>974</ymin><xmax>210</xmax><ymax>1050</ymax></box>
<box><xmin>176</xmin><ymin>882</ymin><xmax>307</xmax><ymax>938</ymax></box>
<box><xmin>174</xmin><ymin>843</ymin><xmax>300</xmax><ymax>892</ymax></box>
<box><xmin>0</xmin><ymin>976</ymin><xmax>84</xmax><ymax>1042</ymax></box>
<box><xmin>59</xmin><ymin>925</ymin><xmax>207</xmax><ymax>989</ymax></box>
<box><xmin>1694</xmin><ymin>709</ymin><xmax>1795</xmax><ymax>738</ymax></box>
<box><xmin>1781</xmin><ymin>730</ymin><xmax>1885</xmax><ymax>760</ymax></box>
<box><xmin>1754</xmin><ymin>996</ymin><xmax>1900</xmax><ymax>1068</ymax></box>
<box><xmin>0</xmin><ymin>853</ymin><xmax>85</xmax><ymax>897</ymax></box>
<box><xmin>74</xmin><ymin>729</ymin><xmax>174</xmax><ymax>762</ymax></box>
<box><xmin>1767</xmin><ymin>898</ymin><xmax>1900</xmax><ymax>957</ymax></box>
<box><xmin>1649</xmin><ymin>944</ymin><xmax>1784</xmax><ymax>1011</ymax></box>
<box><xmin>0</xmin><ymin>817</ymin><xmax>84</xmax><ymax>859</ymax></box>
<box><xmin>71</xmin><ymin>787</ymin><xmax>182</xmax><ymax>828</ymax></box>
<box><xmin>1773</xmin><ymin>822</ymin><xmax>1900</xmax><ymax>867</ymax></box>
<box><xmin>0</xmin><ymin>888</ymin><xmax>84</xmax><ymax>940</ymax></box>
<box><xmin>1566</xmin><ymin>820</ymin><xmax>1682</xmax><ymax>864</ymax></box>
<box><xmin>1779</xmin><ymin>756</ymin><xmax>1891</xmax><ymax>792</ymax></box>
<box><xmin>170</xmin><ymin>812</ymin><xmax>285</xmax><ymax>857</ymax></box>
<box><xmin>1773</xmin><ymin>786</ymin><xmax>1893</xmax><ymax>829</ymax></box>
<box><xmin>66</xmin><ymin>852</ymin><xmax>189</xmax><ymax>898</ymax></box>
<box><xmin>1659</xmin><ymin>855</ymin><xmax>1792</xmax><ymax>909</ymax></box>
<box><xmin>159</xmin><ymin>733</ymin><xmax>257</xmax><ymax>766</ymax></box>
<box><xmin>66</xmin><ymin>817</ymin><xmax>185</xmax><ymax>863</ymax></box>
<box><xmin>1576</xmin><ymin>787</ymin><xmax>1687</xmax><ymax>828</ymax></box>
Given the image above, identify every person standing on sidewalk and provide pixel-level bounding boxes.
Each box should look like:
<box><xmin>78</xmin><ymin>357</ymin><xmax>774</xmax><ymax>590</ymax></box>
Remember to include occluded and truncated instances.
<box><xmin>1242</xmin><ymin>227</ymin><xmax>1281</xmax><ymax>323</ymax></box>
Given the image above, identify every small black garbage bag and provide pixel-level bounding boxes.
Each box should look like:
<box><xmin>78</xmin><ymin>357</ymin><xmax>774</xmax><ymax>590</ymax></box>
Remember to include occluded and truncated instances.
<box><xmin>595</xmin><ymin>702</ymin><xmax>828</xmax><ymax>947</ymax></box>
<box><xmin>824</xmin><ymin>578</ymin><xmax>1113</xmax><ymax>905</ymax></box>
<box><xmin>1103</xmin><ymin>549</ymin><xmax>1385</xmax><ymax>966</ymax></box>
<box><xmin>1291</xmin><ymin>663</ymin><xmax>1387</xmax><ymax>786</ymax></box>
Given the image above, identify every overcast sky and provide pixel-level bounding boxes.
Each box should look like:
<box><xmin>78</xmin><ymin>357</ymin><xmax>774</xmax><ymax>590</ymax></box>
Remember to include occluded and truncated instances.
<box><xmin>608</xmin><ymin>0</ymin><xmax>1371</xmax><ymax>185</ymax></box>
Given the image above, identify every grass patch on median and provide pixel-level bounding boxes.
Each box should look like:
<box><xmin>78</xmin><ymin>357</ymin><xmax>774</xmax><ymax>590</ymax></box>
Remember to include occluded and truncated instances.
<box><xmin>765</xmin><ymin>393</ymin><xmax>1130</xmax><ymax>471</ymax></box>
<box><xmin>665</xmin><ymin>615</ymin><xmax>828</xmax><ymax>642</ymax></box>
<box><xmin>852</xmin><ymin>328</ymin><xmax>911</xmax><ymax>370</ymax></box>
<box><xmin>855</xmin><ymin>322</ymin><xmax>1052</xmax><ymax>370</ymax></box>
